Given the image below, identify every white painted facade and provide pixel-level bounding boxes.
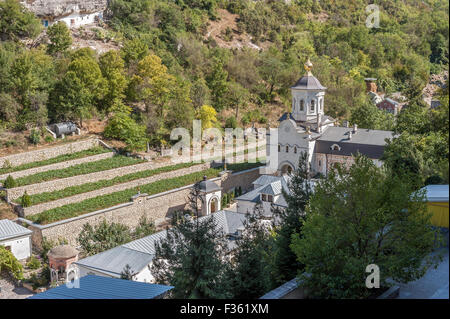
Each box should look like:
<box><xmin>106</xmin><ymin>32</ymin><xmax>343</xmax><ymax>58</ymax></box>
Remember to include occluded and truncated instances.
<box><xmin>0</xmin><ymin>235</ymin><xmax>32</xmax><ymax>261</ymax></box>
<box><xmin>41</xmin><ymin>11</ymin><xmax>104</xmax><ymax>28</ymax></box>
<box><xmin>77</xmin><ymin>263</ymin><xmax>155</xmax><ymax>284</ymax></box>
<box><xmin>203</xmin><ymin>190</ymin><xmax>222</xmax><ymax>216</ymax></box>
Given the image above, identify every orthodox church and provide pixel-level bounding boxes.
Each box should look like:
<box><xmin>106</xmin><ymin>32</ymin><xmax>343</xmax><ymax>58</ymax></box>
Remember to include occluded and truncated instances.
<box><xmin>270</xmin><ymin>59</ymin><xmax>395</xmax><ymax>177</ymax></box>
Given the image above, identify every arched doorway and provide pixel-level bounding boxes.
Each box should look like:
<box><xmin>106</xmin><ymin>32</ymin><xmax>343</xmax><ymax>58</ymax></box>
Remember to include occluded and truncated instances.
<box><xmin>210</xmin><ymin>197</ymin><xmax>218</xmax><ymax>214</ymax></box>
<box><xmin>281</xmin><ymin>164</ymin><xmax>293</xmax><ymax>175</ymax></box>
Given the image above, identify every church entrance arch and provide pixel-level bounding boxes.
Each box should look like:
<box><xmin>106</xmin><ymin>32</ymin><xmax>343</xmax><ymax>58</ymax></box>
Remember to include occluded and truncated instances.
<box><xmin>209</xmin><ymin>197</ymin><xmax>219</xmax><ymax>214</ymax></box>
<box><xmin>281</xmin><ymin>163</ymin><xmax>294</xmax><ymax>175</ymax></box>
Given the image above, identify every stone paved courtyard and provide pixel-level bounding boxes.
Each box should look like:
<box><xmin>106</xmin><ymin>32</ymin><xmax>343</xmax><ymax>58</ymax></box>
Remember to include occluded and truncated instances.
<box><xmin>0</xmin><ymin>278</ymin><xmax>34</xmax><ymax>299</ymax></box>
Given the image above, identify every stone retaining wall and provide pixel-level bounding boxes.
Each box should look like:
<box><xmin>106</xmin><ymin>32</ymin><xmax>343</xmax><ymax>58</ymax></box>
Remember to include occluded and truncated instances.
<box><xmin>21</xmin><ymin>162</ymin><xmax>211</xmax><ymax>217</ymax></box>
<box><xmin>20</xmin><ymin>168</ymin><xmax>262</xmax><ymax>248</ymax></box>
<box><xmin>0</xmin><ymin>152</ymin><xmax>114</xmax><ymax>181</ymax></box>
<box><xmin>5</xmin><ymin>159</ymin><xmax>159</xmax><ymax>202</ymax></box>
<box><xmin>0</xmin><ymin>138</ymin><xmax>100</xmax><ymax>168</ymax></box>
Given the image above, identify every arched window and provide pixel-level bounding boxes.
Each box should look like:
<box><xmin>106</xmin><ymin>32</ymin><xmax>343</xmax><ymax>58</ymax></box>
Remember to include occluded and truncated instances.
<box><xmin>300</xmin><ymin>100</ymin><xmax>304</xmax><ymax>111</ymax></box>
<box><xmin>310</xmin><ymin>100</ymin><xmax>315</xmax><ymax>112</ymax></box>
<box><xmin>286</xmin><ymin>146</ymin><xmax>289</xmax><ymax>153</ymax></box>
<box><xmin>278</xmin><ymin>145</ymin><xmax>281</xmax><ymax>152</ymax></box>
<box><xmin>294</xmin><ymin>146</ymin><xmax>297</xmax><ymax>154</ymax></box>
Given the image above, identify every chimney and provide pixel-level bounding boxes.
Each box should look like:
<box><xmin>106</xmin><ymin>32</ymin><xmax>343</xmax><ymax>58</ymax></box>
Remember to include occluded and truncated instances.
<box><xmin>353</xmin><ymin>124</ymin><xmax>358</xmax><ymax>133</ymax></box>
<box><xmin>203</xmin><ymin>175</ymin><xmax>207</xmax><ymax>181</ymax></box>
<box><xmin>348</xmin><ymin>131</ymin><xmax>352</xmax><ymax>140</ymax></box>
<box><xmin>364</xmin><ymin>78</ymin><xmax>377</xmax><ymax>93</ymax></box>
<box><xmin>343</xmin><ymin>120</ymin><xmax>349</xmax><ymax>128</ymax></box>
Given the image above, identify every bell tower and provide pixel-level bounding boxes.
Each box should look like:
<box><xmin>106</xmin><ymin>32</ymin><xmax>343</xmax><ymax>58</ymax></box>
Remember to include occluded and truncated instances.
<box><xmin>291</xmin><ymin>58</ymin><xmax>326</xmax><ymax>122</ymax></box>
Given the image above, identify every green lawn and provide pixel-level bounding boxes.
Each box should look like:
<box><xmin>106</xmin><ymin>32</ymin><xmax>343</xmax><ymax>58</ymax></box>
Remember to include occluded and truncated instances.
<box><xmin>7</xmin><ymin>155</ymin><xmax>145</xmax><ymax>187</ymax></box>
<box><xmin>0</xmin><ymin>147</ymin><xmax>110</xmax><ymax>175</ymax></box>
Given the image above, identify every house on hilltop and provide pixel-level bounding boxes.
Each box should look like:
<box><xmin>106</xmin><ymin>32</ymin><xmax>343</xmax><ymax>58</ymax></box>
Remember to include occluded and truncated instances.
<box><xmin>20</xmin><ymin>0</ymin><xmax>108</xmax><ymax>28</ymax></box>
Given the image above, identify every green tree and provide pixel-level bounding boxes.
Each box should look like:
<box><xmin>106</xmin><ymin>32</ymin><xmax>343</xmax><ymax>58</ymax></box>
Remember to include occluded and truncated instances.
<box><xmin>0</xmin><ymin>0</ymin><xmax>42</xmax><ymax>40</ymax></box>
<box><xmin>47</xmin><ymin>22</ymin><xmax>72</xmax><ymax>56</ymax></box>
<box><xmin>227</xmin><ymin>203</ymin><xmax>272</xmax><ymax>298</ymax></box>
<box><xmin>21</xmin><ymin>191</ymin><xmax>31</xmax><ymax>207</ymax></box>
<box><xmin>291</xmin><ymin>155</ymin><xmax>442</xmax><ymax>299</ymax></box>
<box><xmin>0</xmin><ymin>245</ymin><xmax>24</xmax><ymax>280</ymax></box>
<box><xmin>206</xmin><ymin>57</ymin><xmax>229</xmax><ymax>110</ymax></box>
<box><xmin>350</xmin><ymin>100</ymin><xmax>395</xmax><ymax>131</ymax></box>
<box><xmin>50</xmin><ymin>53</ymin><xmax>107</xmax><ymax>126</ymax></box>
<box><xmin>151</xmin><ymin>181</ymin><xmax>231</xmax><ymax>299</ymax></box>
<box><xmin>77</xmin><ymin>220</ymin><xmax>132</xmax><ymax>256</ymax></box>
<box><xmin>104</xmin><ymin>101</ymin><xmax>148</xmax><ymax>151</ymax></box>
<box><xmin>271</xmin><ymin>152</ymin><xmax>313</xmax><ymax>286</ymax></box>
<box><xmin>120</xmin><ymin>264</ymin><xmax>136</xmax><ymax>280</ymax></box>
<box><xmin>99</xmin><ymin>50</ymin><xmax>128</xmax><ymax>111</ymax></box>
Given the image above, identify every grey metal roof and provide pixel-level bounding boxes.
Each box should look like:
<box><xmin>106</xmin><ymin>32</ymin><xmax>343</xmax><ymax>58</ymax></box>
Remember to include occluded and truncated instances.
<box><xmin>75</xmin><ymin>246</ymin><xmax>154</xmax><ymax>277</ymax></box>
<box><xmin>291</xmin><ymin>75</ymin><xmax>326</xmax><ymax>90</ymax></box>
<box><xmin>28</xmin><ymin>275</ymin><xmax>173</xmax><ymax>299</ymax></box>
<box><xmin>260</xmin><ymin>181</ymin><xmax>283</xmax><ymax>196</ymax></box>
<box><xmin>0</xmin><ymin>219</ymin><xmax>32</xmax><ymax>241</ymax></box>
<box><xmin>123</xmin><ymin>230</ymin><xmax>168</xmax><ymax>256</ymax></box>
<box><xmin>199</xmin><ymin>178</ymin><xmax>221</xmax><ymax>192</ymax></box>
<box><xmin>318</xmin><ymin>126</ymin><xmax>394</xmax><ymax>145</ymax></box>
<box><xmin>253</xmin><ymin>175</ymin><xmax>283</xmax><ymax>187</ymax></box>
<box><xmin>384</xmin><ymin>98</ymin><xmax>399</xmax><ymax>105</ymax></box>
<box><xmin>260</xmin><ymin>278</ymin><xmax>300</xmax><ymax>299</ymax></box>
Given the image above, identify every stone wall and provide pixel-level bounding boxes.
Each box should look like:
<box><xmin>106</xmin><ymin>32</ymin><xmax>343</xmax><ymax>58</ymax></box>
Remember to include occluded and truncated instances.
<box><xmin>20</xmin><ymin>168</ymin><xmax>262</xmax><ymax>248</ymax></box>
<box><xmin>0</xmin><ymin>152</ymin><xmax>114</xmax><ymax>181</ymax></box>
<box><xmin>0</xmin><ymin>138</ymin><xmax>100</xmax><ymax>168</ymax></box>
<box><xmin>5</xmin><ymin>159</ymin><xmax>160</xmax><ymax>202</ymax></box>
<box><xmin>21</xmin><ymin>162</ymin><xmax>211</xmax><ymax>217</ymax></box>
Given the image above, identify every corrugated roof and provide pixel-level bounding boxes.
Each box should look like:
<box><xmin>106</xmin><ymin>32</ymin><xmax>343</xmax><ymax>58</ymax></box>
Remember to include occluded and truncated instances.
<box><xmin>28</xmin><ymin>275</ymin><xmax>173</xmax><ymax>299</ymax></box>
<box><xmin>0</xmin><ymin>219</ymin><xmax>32</xmax><ymax>241</ymax></box>
<box><xmin>260</xmin><ymin>181</ymin><xmax>283</xmax><ymax>196</ymax></box>
<box><xmin>75</xmin><ymin>246</ymin><xmax>154</xmax><ymax>276</ymax></box>
<box><xmin>422</xmin><ymin>185</ymin><xmax>449</xmax><ymax>202</ymax></box>
<box><xmin>123</xmin><ymin>230</ymin><xmax>168</xmax><ymax>256</ymax></box>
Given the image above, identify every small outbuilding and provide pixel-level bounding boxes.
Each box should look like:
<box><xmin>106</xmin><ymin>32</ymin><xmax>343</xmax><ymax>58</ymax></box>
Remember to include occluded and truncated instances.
<box><xmin>48</xmin><ymin>245</ymin><xmax>79</xmax><ymax>283</ymax></box>
<box><xmin>0</xmin><ymin>219</ymin><xmax>32</xmax><ymax>260</ymax></box>
<box><xmin>421</xmin><ymin>185</ymin><xmax>449</xmax><ymax>228</ymax></box>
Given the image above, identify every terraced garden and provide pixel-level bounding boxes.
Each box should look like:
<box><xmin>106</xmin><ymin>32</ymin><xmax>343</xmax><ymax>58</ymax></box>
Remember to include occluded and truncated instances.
<box><xmin>6</xmin><ymin>155</ymin><xmax>144</xmax><ymax>187</ymax></box>
<box><xmin>28</xmin><ymin>161</ymin><xmax>262</xmax><ymax>225</ymax></box>
<box><xmin>16</xmin><ymin>161</ymin><xmax>198</xmax><ymax>206</ymax></box>
<box><xmin>0</xmin><ymin>147</ymin><xmax>110</xmax><ymax>175</ymax></box>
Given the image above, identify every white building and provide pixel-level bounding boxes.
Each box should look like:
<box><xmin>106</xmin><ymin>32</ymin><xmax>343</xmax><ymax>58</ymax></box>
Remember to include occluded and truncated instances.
<box><xmin>20</xmin><ymin>1</ymin><xmax>107</xmax><ymax>28</ymax></box>
<box><xmin>270</xmin><ymin>59</ymin><xmax>395</xmax><ymax>177</ymax></box>
<box><xmin>0</xmin><ymin>219</ymin><xmax>33</xmax><ymax>260</ymax></box>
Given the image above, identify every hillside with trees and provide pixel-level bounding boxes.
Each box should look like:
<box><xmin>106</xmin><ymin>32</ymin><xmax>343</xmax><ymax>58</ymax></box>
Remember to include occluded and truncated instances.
<box><xmin>0</xmin><ymin>0</ymin><xmax>448</xmax><ymax>157</ymax></box>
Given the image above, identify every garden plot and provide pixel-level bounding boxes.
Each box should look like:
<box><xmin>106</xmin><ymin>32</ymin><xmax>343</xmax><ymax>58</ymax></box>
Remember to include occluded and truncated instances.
<box><xmin>20</xmin><ymin>162</ymin><xmax>210</xmax><ymax>217</ymax></box>
<box><xmin>0</xmin><ymin>147</ymin><xmax>113</xmax><ymax>180</ymax></box>
<box><xmin>4</xmin><ymin>155</ymin><xmax>146</xmax><ymax>201</ymax></box>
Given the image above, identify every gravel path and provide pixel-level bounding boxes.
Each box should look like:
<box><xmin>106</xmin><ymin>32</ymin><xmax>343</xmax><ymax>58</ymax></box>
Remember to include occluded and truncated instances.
<box><xmin>0</xmin><ymin>278</ymin><xmax>34</xmax><ymax>299</ymax></box>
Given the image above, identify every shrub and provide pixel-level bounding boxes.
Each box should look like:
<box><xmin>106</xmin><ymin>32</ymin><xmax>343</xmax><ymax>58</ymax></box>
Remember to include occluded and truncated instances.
<box><xmin>26</xmin><ymin>256</ymin><xmax>41</xmax><ymax>270</ymax></box>
<box><xmin>225</xmin><ymin>116</ymin><xmax>238</xmax><ymax>129</ymax></box>
<box><xmin>3</xmin><ymin>175</ymin><xmax>16</xmax><ymax>188</ymax></box>
<box><xmin>0</xmin><ymin>246</ymin><xmax>24</xmax><ymax>280</ymax></box>
<box><xmin>29</xmin><ymin>129</ymin><xmax>40</xmax><ymax>145</ymax></box>
<box><xmin>21</xmin><ymin>191</ymin><xmax>31</xmax><ymax>207</ymax></box>
<box><xmin>44</xmin><ymin>135</ymin><xmax>54</xmax><ymax>143</ymax></box>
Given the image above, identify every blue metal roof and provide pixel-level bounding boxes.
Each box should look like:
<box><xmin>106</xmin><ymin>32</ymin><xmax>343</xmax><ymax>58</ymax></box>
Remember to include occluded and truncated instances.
<box><xmin>28</xmin><ymin>275</ymin><xmax>173</xmax><ymax>299</ymax></box>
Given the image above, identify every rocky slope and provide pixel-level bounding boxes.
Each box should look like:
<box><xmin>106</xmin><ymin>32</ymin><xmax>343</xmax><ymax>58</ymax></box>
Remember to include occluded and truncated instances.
<box><xmin>20</xmin><ymin>0</ymin><xmax>107</xmax><ymax>18</ymax></box>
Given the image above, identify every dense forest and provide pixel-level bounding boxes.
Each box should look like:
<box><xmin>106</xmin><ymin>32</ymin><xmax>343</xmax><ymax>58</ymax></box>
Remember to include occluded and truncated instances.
<box><xmin>0</xmin><ymin>0</ymin><xmax>448</xmax><ymax>183</ymax></box>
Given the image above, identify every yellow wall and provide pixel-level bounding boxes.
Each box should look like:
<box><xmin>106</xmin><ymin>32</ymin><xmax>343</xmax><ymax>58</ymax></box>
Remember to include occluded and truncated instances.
<box><xmin>428</xmin><ymin>202</ymin><xmax>449</xmax><ymax>228</ymax></box>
